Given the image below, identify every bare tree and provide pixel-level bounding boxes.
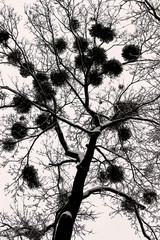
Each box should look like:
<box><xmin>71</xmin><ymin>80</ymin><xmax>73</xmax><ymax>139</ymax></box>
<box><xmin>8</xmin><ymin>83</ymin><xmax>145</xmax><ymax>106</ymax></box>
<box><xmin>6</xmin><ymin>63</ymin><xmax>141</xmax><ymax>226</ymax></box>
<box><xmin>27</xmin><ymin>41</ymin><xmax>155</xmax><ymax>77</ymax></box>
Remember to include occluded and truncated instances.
<box><xmin>0</xmin><ymin>0</ymin><xmax>159</xmax><ymax>240</ymax></box>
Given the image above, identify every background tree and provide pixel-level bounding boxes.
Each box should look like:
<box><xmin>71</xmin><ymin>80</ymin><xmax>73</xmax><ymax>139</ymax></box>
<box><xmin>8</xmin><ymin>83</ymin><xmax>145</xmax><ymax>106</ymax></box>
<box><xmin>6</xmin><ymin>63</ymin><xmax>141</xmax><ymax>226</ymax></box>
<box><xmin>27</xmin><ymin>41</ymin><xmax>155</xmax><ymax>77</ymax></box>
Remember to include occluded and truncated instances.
<box><xmin>0</xmin><ymin>0</ymin><xmax>159</xmax><ymax>240</ymax></box>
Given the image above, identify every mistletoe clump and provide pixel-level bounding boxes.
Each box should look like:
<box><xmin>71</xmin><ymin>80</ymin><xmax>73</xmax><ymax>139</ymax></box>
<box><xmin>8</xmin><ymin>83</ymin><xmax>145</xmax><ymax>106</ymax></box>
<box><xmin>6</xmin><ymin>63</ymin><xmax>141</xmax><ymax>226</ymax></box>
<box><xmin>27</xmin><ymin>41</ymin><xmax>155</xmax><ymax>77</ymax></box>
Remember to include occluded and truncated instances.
<box><xmin>88</xmin><ymin>70</ymin><xmax>103</xmax><ymax>86</ymax></box>
<box><xmin>87</xmin><ymin>46</ymin><xmax>107</xmax><ymax>66</ymax></box>
<box><xmin>118</xmin><ymin>126</ymin><xmax>132</xmax><ymax>141</ymax></box>
<box><xmin>57</xmin><ymin>190</ymin><xmax>69</xmax><ymax>208</ymax></box>
<box><xmin>102</xmin><ymin>59</ymin><xmax>123</xmax><ymax>77</ymax></box>
<box><xmin>23</xmin><ymin>226</ymin><xmax>41</xmax><ymax>240</ymax></box>
<box><xmin>20</xmin><ymin>62</ymin><xmax>34</xmax><ymax>78</ymax></box>
<box><xmin>122</xmin><ymin>44</ymin><xmax>141</xmax><ymax>61</ymax></box>
<box><xmin>33</xmin><ymin>72</ymin><xmax>49</xmax><ymax>90</ymax></box>
<box><xmin>142</xmin><ymin>190</ymin><xmax>157</xmax><ymax>204</ymax></box>
<box><xmin>89</xmin><ymin>23</ymin><xmax>104</xmax><ymax>38</ymax></box>
<box><xmin>89</xmin><ymin>23</ymin><xmax>116</xmax><ymax>43</ymax></box>
<box><xmin>50</xmin><ymin>70</ymin><xmax>69</xmax><ymax>86</ymax></box>
<box><xmin>113</xmin><ymin>101</ymin><xmax>139</xmax><ymax>119</ymax></box>
<box><xmin>33</xmin><ymin>72</ymin><xmax>55</xmax><ymax>101</ymax></box>
<box><xmin>34</xmin><ymin>88</ymin><xmax>54</xmax><ymax>102</ymax></box>
<box><xmin>99</xmin><ymin>27</ymin><xmax>116</xmax><ymax>43</ymax></box>
<box><xmin>11</xmin><ymin>122</ymin><xmax>28</xmax><ymax>139</ymax></box>
<box><xmin>0</xmin><ymin>30</ymin><xmax>9</xmax><ymax>44</ymax></box>
<box><xmin>34</xmin><ymin>72</ymin><xmax>49</xmax><ymax>83</ymax></box>
<box><xmin>73</xmin><ymin>37</ymin><xmax>89</xmax><ymax>52</ymax></box>
<box><xmin>2</xmin><ymin>138</ymin><xmax>16</xmax><ymax>152</ymax></box>
<box><xmin>35</xmin><ymin>113</ymin><xmax>54</xmax><ymax>130</ymax></box>
<box><xmin>12</xmin><ymin>95</ymin><xmax>32</xmax><ymax>113</ymax></box>
<box><xmin>19</xmin><ymin>115</ymin><xmax>25</xmax><ymax>121</ymax></box>
<box><xmin>121</xmin><ymin>199</ymin><xmax>135</xmax><ymax>213</ymax></box>
<box><xmin>97</xmin><ymin>170</ymin><xmax>108</xmax><ymax>183</ymax></box>
<box><xmin>118</xmin><ymin>84</ymin><xmax>124</xmax><ymax>90</ymax></box>
<box><xmin>74</xmin><ymin>54</ymin><xmax>92</xmax><ymax>70</ymax></box>
<box><xmin>55</xmin><ymin>38</ymin><xmax>67</xmax><ymax>54</ymax></box>
<box><xmin>22</xmin><ymin>165</ymin><xmax>41</xmax><ymax>189</ymax></box>
<box><xmin>69</xmin><ymin>17</ymin><xmax>80</xmax><ymax>30</ymax></box>
<box><xmin>7</xmin><ymin>49</ymin><xmax>21</xmax><ymax>64</ymax></box>
<box><xmin>106</xmin><ymin>165</ymin><xmax>124</xmax><ymax>183</ymax></box>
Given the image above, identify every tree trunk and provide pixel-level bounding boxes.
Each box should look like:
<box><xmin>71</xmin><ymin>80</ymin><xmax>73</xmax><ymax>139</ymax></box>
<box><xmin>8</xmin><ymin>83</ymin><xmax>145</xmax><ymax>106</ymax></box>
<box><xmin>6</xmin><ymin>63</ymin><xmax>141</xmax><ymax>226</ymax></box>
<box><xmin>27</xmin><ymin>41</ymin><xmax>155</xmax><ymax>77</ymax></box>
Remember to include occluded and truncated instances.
<box><xmin>53</xmin><ymin>132</ymin><xmax>100</xmax><ymax>240</ymax></box>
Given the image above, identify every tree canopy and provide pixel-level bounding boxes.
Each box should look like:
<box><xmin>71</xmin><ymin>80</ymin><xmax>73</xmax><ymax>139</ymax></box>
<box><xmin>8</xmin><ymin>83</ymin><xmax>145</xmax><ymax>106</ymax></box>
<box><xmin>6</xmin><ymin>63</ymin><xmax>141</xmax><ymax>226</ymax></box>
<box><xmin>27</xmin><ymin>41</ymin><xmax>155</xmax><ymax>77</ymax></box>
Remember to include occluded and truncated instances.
<box><xmin>0</xmin><ymin>0</ymin><xmax>160</xmax><ymax>240</ymax></box>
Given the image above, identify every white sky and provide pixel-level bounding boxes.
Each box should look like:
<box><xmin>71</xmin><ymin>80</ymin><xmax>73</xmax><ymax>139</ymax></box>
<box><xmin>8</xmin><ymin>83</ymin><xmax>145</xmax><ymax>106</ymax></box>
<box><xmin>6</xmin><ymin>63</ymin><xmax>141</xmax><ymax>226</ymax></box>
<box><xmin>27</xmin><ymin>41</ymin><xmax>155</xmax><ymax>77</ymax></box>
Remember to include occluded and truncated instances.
<box><xmin>0</xmin><ymin>0</ymin><xmax>146</xmax><ymax>240</ymax></box>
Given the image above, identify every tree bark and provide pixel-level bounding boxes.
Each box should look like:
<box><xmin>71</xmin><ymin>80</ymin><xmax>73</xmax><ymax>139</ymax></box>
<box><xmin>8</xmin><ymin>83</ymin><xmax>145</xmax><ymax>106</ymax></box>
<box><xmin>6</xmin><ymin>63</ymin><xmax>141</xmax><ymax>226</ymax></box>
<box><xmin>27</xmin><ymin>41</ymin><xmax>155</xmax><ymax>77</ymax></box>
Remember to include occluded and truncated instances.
<box><xmin>53</xmin><ymin>132</ymin><xmax>100</xmax><ymax>240</ymax></box>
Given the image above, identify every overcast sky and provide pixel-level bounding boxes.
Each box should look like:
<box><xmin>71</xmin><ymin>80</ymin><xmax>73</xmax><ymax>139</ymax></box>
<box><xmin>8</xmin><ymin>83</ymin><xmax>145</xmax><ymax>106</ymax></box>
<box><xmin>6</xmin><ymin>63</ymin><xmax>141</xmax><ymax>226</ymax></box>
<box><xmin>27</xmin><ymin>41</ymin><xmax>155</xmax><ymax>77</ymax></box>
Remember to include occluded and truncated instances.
<box><xmin>0</xmin><ymin>0</ymin><xmax>147</xmax><ymax>240</ymax></box>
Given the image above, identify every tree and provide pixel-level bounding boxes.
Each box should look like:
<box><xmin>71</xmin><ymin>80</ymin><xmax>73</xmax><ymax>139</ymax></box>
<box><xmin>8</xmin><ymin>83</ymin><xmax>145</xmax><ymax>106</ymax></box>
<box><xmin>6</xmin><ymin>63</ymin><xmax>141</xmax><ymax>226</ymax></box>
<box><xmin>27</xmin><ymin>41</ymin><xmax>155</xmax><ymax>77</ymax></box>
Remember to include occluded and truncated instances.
<box><xmin>0</xmin><ymin>0</ymin><xmax>159</xmax><ymax>240</ymax></box>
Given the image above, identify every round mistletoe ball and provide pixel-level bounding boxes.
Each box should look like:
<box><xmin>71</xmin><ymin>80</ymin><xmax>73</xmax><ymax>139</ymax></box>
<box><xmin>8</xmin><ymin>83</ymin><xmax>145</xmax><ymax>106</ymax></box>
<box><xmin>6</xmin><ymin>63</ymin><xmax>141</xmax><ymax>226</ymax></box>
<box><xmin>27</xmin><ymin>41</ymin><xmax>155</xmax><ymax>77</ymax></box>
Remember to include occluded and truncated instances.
<box><xmin>50</xmin><ymin>70</ymin><xmax>69</xmax><ymax>86</ymax></box>
<box><xmin>69</xmin><ymin>17</ymin><xmax>80</xmax><ymax>30</ymax></box>
<box><xmin>22</xmin><ymin>165</ymin><xmax>41</xmax><ymax>189</ymax></box>
<box><xmin>0</xmin><ymin>30</ymin><xmax>9</xmax><ymax>44</ymax></box>
<box><xmin>73</xmin><ymin>37</ymin><xmax>89</xmax><ymax>52</ymax></box>
<box><xmin>118</xmin><ymin>126</ymin><xmax>132</xmax><ymax>141</ymax></box>
<box><xmin>20</xmin><ymin>62</ymin><xmax>34</xmax><ymax>78</ymax></box>
<box><xmin>7</xmin><ymin>49</ymin><xmax>21</xmax><ymax>64</ymax></box>
<box><xmin>122</xmin><ymin>44</ymin><xmax>141</xmax><ymax>61</ymax></box>
<box><xmin>102</xmin><ymin>59</ymin><xmax>123</xmax><ymax>77</ymax></box>
<box><xmin>106</xmin><ymin>164</ymin><xmax>124</xmax><ymax>183</ymax></box>
<box><xmin>2</xmin><ymin>138</ymin><xmax>16</xmax><ymax>151</ymax></box>
<box><xmin>88</xmin><ymin>70</ymin><xmax>103</xmax><ymax>86</ymax></box>
<box><xmin>54</xmin><ymin>38</ymin><xmax>67</xmax><ymax>54</ymax></box>
<box><xmin>12</xmin><ymin>95</ymin><xmax>32</xmax><ymax>114</ymax></box>
<box><xmin>11</xmin><ymin>122</ymin><xmax>28</xmax><ymax>139</ymax></box>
